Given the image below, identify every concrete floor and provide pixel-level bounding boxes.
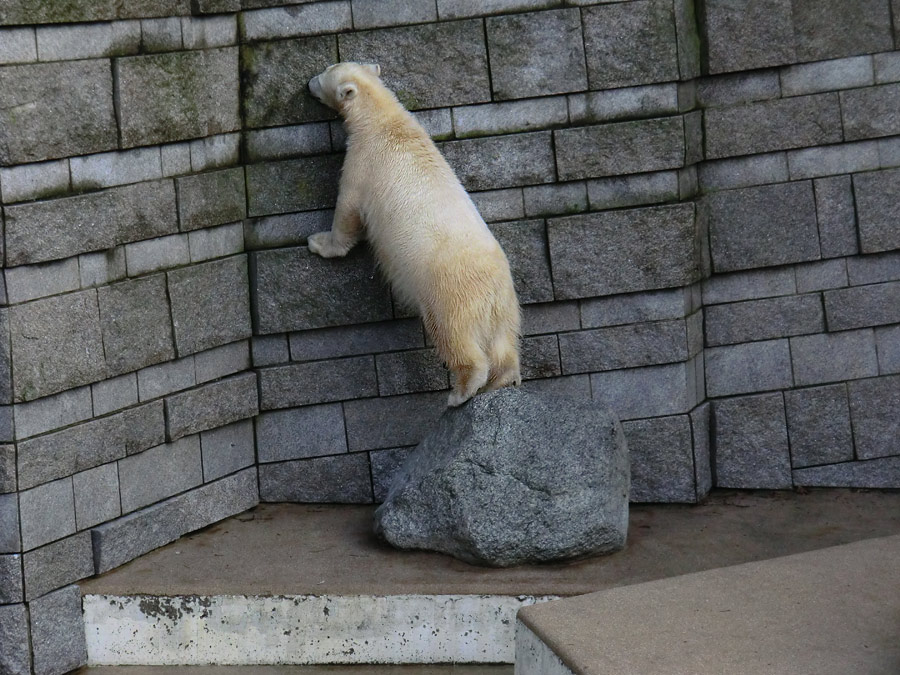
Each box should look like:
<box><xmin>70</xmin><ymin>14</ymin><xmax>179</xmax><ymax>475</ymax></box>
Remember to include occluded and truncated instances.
<box><xmin>518</xmin><ymin>534</ymin><xmax>900</xmax><ymax>675</ymax></box>
<box><xmin>82</xmin><ymin>489</ymin><xmax>900</xmax><ymax>598</ymax></box>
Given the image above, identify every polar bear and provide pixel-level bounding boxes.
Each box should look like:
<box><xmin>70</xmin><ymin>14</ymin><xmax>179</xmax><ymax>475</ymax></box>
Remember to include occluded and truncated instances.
<box><xmin>307</xmin><ymin>62</ymin><xmax>521</xmax><ymax>407</ymax></box>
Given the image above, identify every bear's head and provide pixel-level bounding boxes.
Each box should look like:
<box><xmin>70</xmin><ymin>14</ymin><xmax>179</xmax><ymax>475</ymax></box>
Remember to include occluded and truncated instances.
<box><xmin>308</xmin><ymin>62</ymin><xmax>382</xmax><ymax>112</ymax></box>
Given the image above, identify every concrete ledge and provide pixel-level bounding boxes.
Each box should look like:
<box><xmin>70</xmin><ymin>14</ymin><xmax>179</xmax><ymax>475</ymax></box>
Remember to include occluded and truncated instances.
<box><xmin>516</xmin><ymin>534</ymin><xmax>900</xmax><ymax>675</ymax></box>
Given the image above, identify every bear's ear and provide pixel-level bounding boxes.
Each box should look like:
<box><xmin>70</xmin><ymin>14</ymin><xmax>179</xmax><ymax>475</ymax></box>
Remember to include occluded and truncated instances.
<box><xmin>363</xmin><ymin>63</ymin><xmax>381</xmax><ymax>77</ymax></box>
<box><xmin>337</xmin><ymin>82</ymin><xmax>358</xmax><ymax>102</ymax></box>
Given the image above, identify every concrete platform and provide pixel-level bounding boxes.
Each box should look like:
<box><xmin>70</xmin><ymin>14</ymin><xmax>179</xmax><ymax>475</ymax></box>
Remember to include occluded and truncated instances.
<box><xmin>516</xmin><ymin>534</ymin><xmax>900</xmax><ymax>675</ymax></box>
<box><xmin>79</xmin><ymin>490</ymin><xmax>900</xmax><ymax>666</ymax></box>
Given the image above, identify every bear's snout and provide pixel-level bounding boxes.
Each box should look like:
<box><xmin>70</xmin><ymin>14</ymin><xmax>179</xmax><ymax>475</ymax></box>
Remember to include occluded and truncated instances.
<box><xmin>308</xmin><ymin>75</ymin><xmax>323</xmax><ymax>101</ymax></box>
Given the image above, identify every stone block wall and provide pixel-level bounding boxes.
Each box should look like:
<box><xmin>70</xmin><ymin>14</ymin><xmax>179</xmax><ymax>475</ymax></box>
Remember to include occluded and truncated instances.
<box><xmin>1</xmin><ymin>0</ymin><xmax>899</xmax><ymax>672</ymax></box>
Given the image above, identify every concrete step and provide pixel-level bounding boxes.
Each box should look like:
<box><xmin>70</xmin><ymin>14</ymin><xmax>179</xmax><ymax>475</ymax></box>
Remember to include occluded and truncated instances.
<box><xmin>79</xmin><ymin>490</ymin><xmax>900</xmax><ymax>667</ymax></box>
<box><xmin>516</xmin><ymin>534</ymin><xmax>900</xmax><ymax>675</ymax></box>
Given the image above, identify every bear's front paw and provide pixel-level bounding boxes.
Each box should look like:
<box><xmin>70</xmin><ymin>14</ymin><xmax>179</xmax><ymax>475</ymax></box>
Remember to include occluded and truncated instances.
<box><xmin>307</xmin><ymin>232</ymin><xmax>343</xmax><ymax>258</ymax></box>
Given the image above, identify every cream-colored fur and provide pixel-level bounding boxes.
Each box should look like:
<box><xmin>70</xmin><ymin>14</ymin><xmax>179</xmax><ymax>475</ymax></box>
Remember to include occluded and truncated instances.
<box><xmin>307</xmin><ymin>62</ymin><xmax>521</xmax><ymax>406</ymax></box>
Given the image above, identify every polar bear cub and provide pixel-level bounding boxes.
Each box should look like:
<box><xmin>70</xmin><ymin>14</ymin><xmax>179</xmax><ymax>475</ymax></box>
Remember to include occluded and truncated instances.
<box><xmin>307</xmin><ymin>62</ymin><xmax>521</xmax><ymax>407</ymax></box>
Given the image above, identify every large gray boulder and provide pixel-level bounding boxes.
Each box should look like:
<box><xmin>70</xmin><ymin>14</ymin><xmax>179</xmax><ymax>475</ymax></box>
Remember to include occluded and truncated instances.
<box><xmin>374</xmin><ymin>387</ymin><xmax>629</xmax><ymax>566</ymax></box>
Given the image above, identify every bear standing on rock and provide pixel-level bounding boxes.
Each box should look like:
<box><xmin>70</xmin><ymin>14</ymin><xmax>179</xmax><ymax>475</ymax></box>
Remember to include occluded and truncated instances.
<box><xmin>307</xmin><ymin>62</ymin><xmax>521</xmax><ymax>407</ymax></box>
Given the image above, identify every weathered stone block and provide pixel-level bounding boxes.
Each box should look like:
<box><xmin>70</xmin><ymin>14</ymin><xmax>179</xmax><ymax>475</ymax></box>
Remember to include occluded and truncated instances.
<box><xmin>9</xmin><ymin>291</ymin><xmax>106</xmax><ymax>401</ymax></box>
<box><xmin>591</xmin><ymin>361</ymin><xmax>698</xmax><ymax>421</ymax></box>
<box><xmin>245</xmin><ymin>154</ymin><xmax>342</xmax><ymax>217</ymax></box>
<box><xmin>793</xmin><ymin>456</ymin><xmax>900</xmax><ymax>488</ymax></box>
<box><xmin>555</xmin><ymin>117</ymin><xmax>685</xmax><ymax>180</ymax></box>
<box><xmin>698</xmin><ymin>153</ymin><xmax>789</xmax><ymax>193</ymax></box>
<box><xmin>288</xmin><ymin>320</ymin><xmax>423</xmax><ymax>362</ymax></box>
<box><xmin>4</xmin><ymin>179</ymin><xmax>177</xmax><ymax>266</ymax></box>
<box><xmin>251</xmin><ymin>335</ymin><xmax>289</xmax><ymax>367</ymax></box>
<box><xmin>705</xmin><ymin>339</ymin><xmax>793</xmax><ymax>398</ymax></box>
<box><xmin>568</xmin><ymin>84</ymin><xmax>679</xmax><ymax>125</ymax></box>
<box><xmin>0</xmin><ymin>554</ymin><xmax>22</xmax><ymax>603</ymax></box>
<box><xmin>705</xmin><ymin>94</ymin><xmax>842</xmax><ymax>159</ymax></box>
<box><xmin>245</xmin><ymin>211</ymin><xmax>333</xmax><ymax>250</ymax></box>
<box><xmin>73</xmin><ymin>463</ymin><xmax>121</xmax><ymax>530</ymax></box>
<box><xmin>792</xmin><ymin>0</ymin><xmax>893</xmax><ymax>62</ymax></box>
<box><xmin>522</xmin><ymin>182</ymin><xmax>588</xmax><ymax>218</ymax></box>
<box><xmin>440</xmin><ymin>132</ymin><xmax>555</xmax><ymax>191</ymax></box>
<box><xmin>4</xmin><ymin>259</ymin><xmax>80</xmax><ymax>305</ymax></box>
<box><xmin>702</xmin><ymin>267</ymin><xmax>797</xmax><ymax>305</ymax></box>
<box><xmin>194</xmin><ymin>340</ymin><xmax>249</xmax><ymax>384</ymax></box>
<box><xmin>707</xmin><ymin>182</ymin><xmax>820</xmax><ymax>272</ymax></box>
<box><xmin>241</xmin><ymin>35</ymin><xmax>337</xmax><ymax>128</ymax></box>
<box><xmin>12</xmin><ymin>388</ymin><xmax>92</xmax><ymax>441</ymax></box>
<box><xmin>791</xmin><ymin>330</ymin><xmax>879</xmax><ymax>386</ymax></box>
<box><xmin>558</xmin><ymin>320</ymin><xmax>688</xmax><ymax>374</ymax></box>
<box><xmin>0</xmin><ymin>493</ymin><xmax>20</xmax><ymax>552</ymax></box>
<box><xmin>189</xmin><ymin>222</ymin><xmax>244</xmax><ymax>263</ymax></box>
<box><xmin>258</xmin><ymin>356</ymin><xmax>377</xmax><ymax>409</ymax></box>
<box><xmin>848</xmin><ymin>375</ymin><xmax>900</xmax><ymax>460</ymax></box>
<box><xmin>252</xmin><ymin>247</ymin><xmax>393</xmax><ymax>333</ymax></box>
<box><xmin>0</xmin><ymin>26</ymin><xmax>36</xmax><ymax>63</ymax></box>
<box><xmin>521</xmin><ymin>302</ymin><xmax>580</xmax><ymax>336</ymax></box>
<box><xmin>256</xmin><ymin>404</ymin><xmax>347</xmax><ymax>463</ymax></box>
<box><xmin>240</xmin><ymin>3</ymin><xmax>350</xmax><ymax>40</ymax></box>
<box><xmin>92</xmin><ymin>467</ymin><xmax>257</xmax><ymax>574</ymax></box>
<box><xmin>116</xmin><ymin>47</ymin><xmax>239</xmax><ymax>147</ymax></box>
<box><xmin>847</xmin><ymin>251</ymin><xmax>900</xmax><ymax>286</ymax></box>
<box><xmin>137</xmin><ymin>357</ymin><xmax>196</xmax><ymax>402</ymax></box>
<box><xmin>698</xmin><ymin>71</ymin><xmax>783</xmax><ymax>108</ymax></box>
<box><xmin>486</xmin><ymin>9</ymin><xmax>586</xmax><ymax>100</ymax></box>
<box><xmin>0</xmin><ymin>159</ymin><xmax>70</xmax><ymax>205</ymax></box>
<box><xmin>79</xmin><ymin>248</ymin><xmax>127</xmax><ymax>290</ymax></box>
<box><xmin>795</xmin><ymin>259</ymin><xmax>848</xmax><ymax>293</ymax></box>
<box><xmin>785</xmin><ymin>384</ymin><xmax>854</xmax><ymax>468</ymax></box>
<box><xmin>470</xmin><ymin>188</ymin><xmax>525</xmax><ymax>223</ymax></box>
<box><xmin>876</xmin><ymin>325</ymin><xmax>900</xmax><ymax>375</ymax></box>
<box><xmin>713</xmin><ymin>393</ymin><xmax>791</xmax><ymax>489</ymax></box>
<box><xmin>259</xmin><ymin>454</ymin><xmax>372</xmax><ymax>503</ymax></box>
<box><xmin>181</xmin><ymin>14</ymin><xmax>237</xmax><ymax>49</ymax></box>
<box><xmin>22</xmin><ymin>533</ymin><xmax>93</xmax><ymax>601</ymax></box>
<box><xmin>787</xmin><ymin>140</ymin><xmax>880</xmax><ymax>180</ymax></box>
<box><xmin>489</xmin><ymin>220</ymin><xmax>553</xmax><ymax>304</ymax></box>
<box><xmin>0</xmin><ymin>60</ymin><xmax>116</xmax><ymax>165</ymax></box>
<box><xmin>376</xmin><ymin>349</ymin><xmax>448</xmax><ymax>396</ymax></box>
<box><xmin>582</xmin><ymin>0</ymin><xmax>678</xmax><ymax>89</ymax></box>
<box><xmin>176</xmin><ymin>168</ymin><xmax>245</xmax><ymax>232</ymax></box>
<box><xmin>842</xmin><ymin>83</ymin><xmax>900</xmax><ymax>141</ymax></box>
<box><xmin>201</xmin><ymin>419</ymin><xmax>255</xmax><ymax>482</ymax></box>
<box><xmin>352</xmin><ymin>0</ymin><xmax>436</xmax><ymax>28</ymax></box>
<box><xmin>168</xmin><ymin>255</ymin><xmax>251</xmax><ymax>356</ymax></box>
<box><xmin>624</xmin><ymin>415</ymin><xmax>695</xmax><ymax>503</ymax></box>
<box><xmin>29</xmin><ymin>585</ymin><xmax>86</xmax><ymax>675</ymax></box>
<box><xmin>705</xmin><ymin>294</ymin><xmax>824</xmax><ymax>346</ymax></box>
<box><xmin>520</xmin><ymin>335</ymin><xmax>561</xmax><ymax>380</ymax></box>
<box><xmin>825</xmin><ymin>282</ymin><xmax>900</xmax><ymax>331</ymax></box>
<box><xmin>782</xmin><ymin>56</ymin><xmax>874</xmax><ymax>97</ymax></box>
<box><xmin>0</xmin><ymin>603</ymin><xmax>30</xmax><ymax>675</ymax></box>
<box><xmin>548</xmin><ymin>204</ymin><xmax>698</xmax><ymax>300</ymax></box>
<box><xmin>700</xmin><ymin>0</ymin><xmax>795</xmax><ymax>73</ymax></box>
<box><xmin>587</xmin><ymin>171</ymin><xmax>680</xmax><ymax>210</ymax></box>
<box><xmin>0</xmin><ymin>445</ymin><xmax>14</xmax><ymax>493</ymax></box>
<box><xmin>339</xmin><ymin>20</ymin><xmax>490</xmax><ymax>110</ymax></box>
<box><xmin>580</xmin><ymin>288</ymin><xmax>691</xmax><ymax>329</ymax></box>
<box><xmin>813</xmin><ymin>175</ymin><xmax>858</xmax><ymax>258</ymax></box>
<box><xmin>245</xmin><ymin>123</ymin><xmax>332</xmax><ymax>162</ymax></box>
<box><xmin>453</xmin><ymin>98</ymin><xmax>568</xmax><ymax>139</ymax></box>
<box><xmin>125</xmin><ymin>233</ymin><xmax>191</xmax><ymax>277</ymax></box>
<box><xmin>98</xmin><ymin>275</ymin><xmax>174</xmax><ymax>376</ymax></box>
<box><xmin>189</xmin><ymin>133</ymin><xmax>240</xmax><ymax>171</ymax></box>
<box><xmin>853</xmin><ymin>168</ymin><xmax>900</xmax><ymax>253</ymax></box>
<box><xmin>0</xmin><ymin>0</ymin><xmax>191</xmax><ymax>24</ymax></box>
<box><xmin>165</xmin><ymin>372</ymin><xmax>258</xmax><ymax>440</ymax></box>
<box><xmin>19</xmin><ymin>478</ymin><xmax>74</xmax><ymax>551</ymax></box>
<box><xmin>37</xmin><ymin>21</ymin><xmax>139</xmax><ymax>61</ymax></box>
<box><xmin>343</xmin><ymin>391</ymin><xmax>445</xmax><ymax>452</ymax></box>
<box><xmin>119</xmin><ymin>435</ymin><xmax>203</xmax><ymax>513</ymax></box>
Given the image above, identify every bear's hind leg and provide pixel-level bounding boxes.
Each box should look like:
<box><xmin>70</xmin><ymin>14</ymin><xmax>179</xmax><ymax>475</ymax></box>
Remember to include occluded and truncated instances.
<box><xmin>448</xmin><ymin>357</ymin><xmax>490</xmax><ymax>407</ymax></box>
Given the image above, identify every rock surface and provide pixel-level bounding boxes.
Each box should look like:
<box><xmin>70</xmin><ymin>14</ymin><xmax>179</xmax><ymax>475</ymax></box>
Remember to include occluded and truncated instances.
<box><xmin>374</xmin><ymin>387</ymin><xmax>629</xmax><ymax>567</ymax></box>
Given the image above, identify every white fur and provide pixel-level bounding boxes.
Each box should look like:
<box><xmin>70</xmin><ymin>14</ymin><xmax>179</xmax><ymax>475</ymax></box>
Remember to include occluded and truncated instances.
<box><xmin>307</xmin><ymin>62</ymin><xmax>521</xmax><ymax>406</ymax></box>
